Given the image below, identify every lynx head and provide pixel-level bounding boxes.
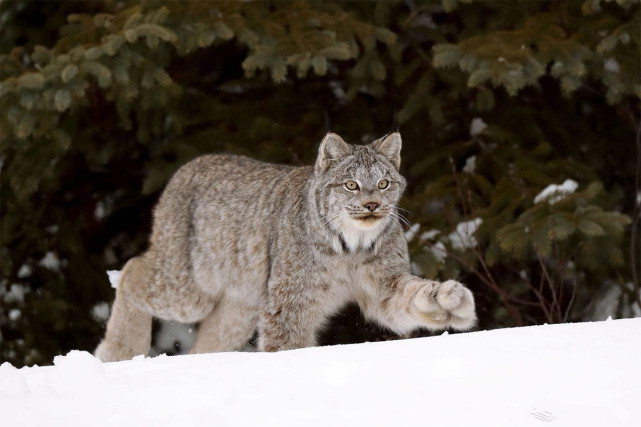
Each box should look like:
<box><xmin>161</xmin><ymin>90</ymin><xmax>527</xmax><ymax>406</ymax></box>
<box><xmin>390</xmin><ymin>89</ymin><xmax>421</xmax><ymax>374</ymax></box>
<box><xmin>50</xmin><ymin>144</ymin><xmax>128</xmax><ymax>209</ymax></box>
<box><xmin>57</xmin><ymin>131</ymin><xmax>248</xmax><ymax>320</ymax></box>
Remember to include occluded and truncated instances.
<box><xmin>312</xmin><ymin>132</ymin><xmax>407</xmax><ymax>249</ymax></box>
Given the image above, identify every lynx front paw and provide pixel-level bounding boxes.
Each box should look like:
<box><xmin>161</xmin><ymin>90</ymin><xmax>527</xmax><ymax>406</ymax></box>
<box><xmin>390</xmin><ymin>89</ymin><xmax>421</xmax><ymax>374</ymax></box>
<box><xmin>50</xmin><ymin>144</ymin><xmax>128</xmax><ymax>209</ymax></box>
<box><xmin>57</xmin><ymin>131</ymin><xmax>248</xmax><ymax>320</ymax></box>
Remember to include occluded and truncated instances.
<box><xmin>412</xmin><ymin>280</ymin><xmax>476</xmax><ymax>330</ymax></box>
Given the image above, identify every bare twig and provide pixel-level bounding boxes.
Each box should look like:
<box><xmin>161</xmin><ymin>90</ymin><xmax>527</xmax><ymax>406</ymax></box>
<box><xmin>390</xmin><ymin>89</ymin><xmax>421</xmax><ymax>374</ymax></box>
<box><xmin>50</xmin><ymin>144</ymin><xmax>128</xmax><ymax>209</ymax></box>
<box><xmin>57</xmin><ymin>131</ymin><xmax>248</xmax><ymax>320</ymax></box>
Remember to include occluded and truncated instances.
<box><xmin>448</xmin><ymin>162</ymin><xmax>524</xmax><ymax>325</ymax></box>
<box><xmin>536</xmin><ymin>250</ymin><xmax>561</xmax><ymax>322</ymax></box>
<box><xmin>529</xmin><ymin>276</ymin><xmax>554</xmax><ymax>323</ymax></box>
<box><xmin>401</xmin><ymin>4</ymin><xmax>431</xmax><ymax>29</ymax></box>
<box><xmin>563</xmin><ymin>279</ymin><xmax>577</xmax><ymax>323</ymax></box>
<box><xmin>470</xmin><ymin>243</ymin><xmax>523</xmax><ymax>325</ymax></box>
<box><xmin>450</xmin><ymin>157</ymin><xmax>470</xmax><ymax>219</ymax></box>
<box><xmin>556</xmin><ymin>256</ymin><xmax>575</xmax><ymax>323</ymax></box>
<box><xmin>442</xmin><ymin>244</ymin><xmax>538</xmax><ymax>308</ymax></box>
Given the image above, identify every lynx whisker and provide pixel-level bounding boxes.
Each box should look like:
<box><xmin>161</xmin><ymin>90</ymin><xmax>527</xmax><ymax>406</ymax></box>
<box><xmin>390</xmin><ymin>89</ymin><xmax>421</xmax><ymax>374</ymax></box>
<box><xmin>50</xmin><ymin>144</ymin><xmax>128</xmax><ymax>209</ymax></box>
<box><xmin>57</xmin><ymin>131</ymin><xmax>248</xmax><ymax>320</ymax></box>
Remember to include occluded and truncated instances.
<box><xmin>389</xmin><ymin>211</ymin><xmax>412</xmax><ymax>229</ymax></box>
<box><xmin>393</xmin><ymin>206</ymin><xmax>412</xmax><ymax>215</ymax></box>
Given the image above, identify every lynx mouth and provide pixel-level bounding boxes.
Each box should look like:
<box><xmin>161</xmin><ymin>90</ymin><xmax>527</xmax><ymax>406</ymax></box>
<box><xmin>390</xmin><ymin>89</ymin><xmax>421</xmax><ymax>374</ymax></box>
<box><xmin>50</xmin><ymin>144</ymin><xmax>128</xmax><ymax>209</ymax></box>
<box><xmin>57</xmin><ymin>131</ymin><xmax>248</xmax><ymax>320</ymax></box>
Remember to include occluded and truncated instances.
<box><xmin>354</xmin><ymin>214</ymin><xmax>383</xmax><ymax>221</ymax></box>
<box><xmin>351</xmin><ymin>213</ymin><xmax>385</xmax><ymax>229</ymax></box>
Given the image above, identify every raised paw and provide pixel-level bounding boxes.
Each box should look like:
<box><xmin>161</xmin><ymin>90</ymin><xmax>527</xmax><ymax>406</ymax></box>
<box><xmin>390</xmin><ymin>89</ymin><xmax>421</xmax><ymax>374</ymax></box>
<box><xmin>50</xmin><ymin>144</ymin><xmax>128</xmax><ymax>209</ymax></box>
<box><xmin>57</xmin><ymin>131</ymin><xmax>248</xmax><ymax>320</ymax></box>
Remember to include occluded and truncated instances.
<box><xmin>412</xmin><ymin>280</ymin><xmax>476</xmax><ymax>330</ymax></box>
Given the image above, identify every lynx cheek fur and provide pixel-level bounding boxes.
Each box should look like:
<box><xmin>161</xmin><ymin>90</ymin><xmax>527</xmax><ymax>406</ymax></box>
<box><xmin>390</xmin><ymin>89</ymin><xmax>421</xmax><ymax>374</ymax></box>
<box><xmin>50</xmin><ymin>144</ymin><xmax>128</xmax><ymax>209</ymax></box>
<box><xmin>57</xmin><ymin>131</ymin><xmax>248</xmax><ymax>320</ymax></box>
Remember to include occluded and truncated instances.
<box><xmin>95</xmin><ymin>132</ymin><xmax>476</xmax><ymax>361</ymax></box>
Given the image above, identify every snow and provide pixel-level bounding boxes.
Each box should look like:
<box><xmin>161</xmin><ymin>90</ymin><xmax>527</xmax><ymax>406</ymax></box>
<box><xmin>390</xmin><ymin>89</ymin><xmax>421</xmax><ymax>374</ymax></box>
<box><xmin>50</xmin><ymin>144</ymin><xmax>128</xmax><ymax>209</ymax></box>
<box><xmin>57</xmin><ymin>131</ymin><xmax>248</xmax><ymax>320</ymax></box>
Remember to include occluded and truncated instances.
<box><xmin>90</xmin><ymin>302</ymin><xmax>110</xmax><ymax>322</ymax></box>
<box><xmin>404</xmin><ymin>223</ymin><xmax>420</xmax><ymax>241</ymax></box>
<box><xmin>421</xmin><ymin>230</ymin><xmax>448</xmax><ymax>264</ymax></box>
<box><xmin>0</xmin><ymin>364</ymin><xmax>29</xmax><ymax>397</ymax></box>
<box><xmin>462</xmin><ymin>155</ymin><xmax>476</xmax><ymax>173</ymax></box>
<box><xmin>585</xmin><ymin>282</ymin><xmax>641</xmax><ymax>320</ymax></box>
<box><xmin>17</xmin><ymin>264</ymin><xmax>32</xmax><ymax>279</ymax></box>
<box><xmin>448</xmin><ymin>217</ymin><xmax>482</xmax><ymax>250</ymax></box>
<box><xmin>107</xmin><ymin>270</ymin><xmax>121</xmax><ymax>289</ymax></box>
<box><xmin>328</xmin><ymin>80</ymin><xmax>346</xmax><ymax>100</ymax></box>
<box><xmin>469</xmin><ymin>118</ymin><xmax>487</xmax><ymax>136</ymax></box>
<box><xmin>2</xmin><ymin>283</ymin><xmax>29</xmax><ymax>304</ymax></box>
<box><xmin>47</xmin><ymin>351</ymin><xmax>108</xmax><ymax>394</ymax></box>
<box><xmin>94</xmin><ymin>197</ymin><xmax>114</xmax><ymax>221</ymax></box>
<box><xmin>150</xmin><ymin>320</ymin><xmax>196</xmax><ymax>356</ymax></box>
<box><xmin>94</xmin><ymin>201</ymin><xmax>107</xmax><ymax>220</ymax></box>
<box><xmin>1</xmin><ymin>319</ymin><xmax>640</xmax><ymax>426</ymax></box>
<box><xmin>428</xmin><ymin>241</ymin><xmax>447</xmax><ymax>263</ymax></box>
<box><xmin>419</xmin><ymin>229</ymin><xmax>440</xmax><ymax>241</ymax></box>
<box><xmin>412</xmin><ymin>14</ymin><xmax>436</xmax><ymax>30</ymax></box>
<box><xmin>38</xmin><ymin>251</ymin><xmax>60</xmax><ymax>271</ymax></box>
<box><xmin>604</xmin><ymin>58</ymin><xmax>620</xmax><ymax>73</ymax></box>
<box><xmin>534</xmin><ymin>179</ymin><xmax>578</xmax><ymax>204</ymax></box>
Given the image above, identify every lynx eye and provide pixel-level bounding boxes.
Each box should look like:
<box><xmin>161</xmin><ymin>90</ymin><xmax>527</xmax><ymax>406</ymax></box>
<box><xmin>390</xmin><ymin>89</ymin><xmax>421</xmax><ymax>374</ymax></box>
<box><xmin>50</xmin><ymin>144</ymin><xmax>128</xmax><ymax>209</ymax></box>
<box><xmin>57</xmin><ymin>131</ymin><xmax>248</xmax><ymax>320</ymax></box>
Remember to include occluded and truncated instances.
<box><xmin>378</xmin><ymin>179</ymin><xmax>389</xmax><ymax>190</ymax></box>
<box><xmin>345</xmin><ymin>180</ymin><xmax>359</xmax><ymax>191</ymax></box>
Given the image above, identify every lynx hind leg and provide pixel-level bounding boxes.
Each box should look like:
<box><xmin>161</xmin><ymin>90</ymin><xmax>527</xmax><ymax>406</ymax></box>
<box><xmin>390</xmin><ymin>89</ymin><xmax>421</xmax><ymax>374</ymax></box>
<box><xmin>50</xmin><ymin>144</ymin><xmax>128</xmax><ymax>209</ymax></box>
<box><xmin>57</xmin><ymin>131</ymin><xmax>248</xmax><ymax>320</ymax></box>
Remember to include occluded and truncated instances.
<box><xmin>190</xmin><ymin>296</ymin><xmax>259</xmax><ymax>354</ymax></box>
<box><xmin>96</xmin><ymin>252</ymin><xmax>219</xmax><ymax>362</ymax></box>
<box><xmin>95</xmin><ymin>256</ymin><xmax>153</xmax><ymax>362</ymax></box>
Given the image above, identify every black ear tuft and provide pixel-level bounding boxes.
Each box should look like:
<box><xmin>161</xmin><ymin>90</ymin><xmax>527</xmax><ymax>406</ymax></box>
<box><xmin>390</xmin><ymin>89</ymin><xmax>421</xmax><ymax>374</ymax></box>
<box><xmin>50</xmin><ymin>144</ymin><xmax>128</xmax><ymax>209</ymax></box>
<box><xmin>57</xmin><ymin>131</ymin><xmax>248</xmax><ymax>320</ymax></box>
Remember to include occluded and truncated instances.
<box><xmin>324</xmin><ymin>110</ymin><xmax>332</xmax><ymax>133</ymax></box>
<box><xmin>372</xmin><ymin>132</ymin><xmax>402</xmax><ymax>171</ymax></box>
<box><xmin>391</xmin><ymin>108</ymin><xmax>399</xmax><ymax>133</ymax></box>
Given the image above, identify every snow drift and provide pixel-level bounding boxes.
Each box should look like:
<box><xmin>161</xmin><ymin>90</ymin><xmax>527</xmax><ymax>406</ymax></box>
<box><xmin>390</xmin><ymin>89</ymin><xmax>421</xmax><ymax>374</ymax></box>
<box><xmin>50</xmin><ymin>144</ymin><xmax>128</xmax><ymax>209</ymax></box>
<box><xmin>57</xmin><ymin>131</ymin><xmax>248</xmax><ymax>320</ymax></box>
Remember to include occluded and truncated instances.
<box><xmin>1</xmin><ymin>318</ymin><xmax>640</xmax><ymax>426</ymax></box>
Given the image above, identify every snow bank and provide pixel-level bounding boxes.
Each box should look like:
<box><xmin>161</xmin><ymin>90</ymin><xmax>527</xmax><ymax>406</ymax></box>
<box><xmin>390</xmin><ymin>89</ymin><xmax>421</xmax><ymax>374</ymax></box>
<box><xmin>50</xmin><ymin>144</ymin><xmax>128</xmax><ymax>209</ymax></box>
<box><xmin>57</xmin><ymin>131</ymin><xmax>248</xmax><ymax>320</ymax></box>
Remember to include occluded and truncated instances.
<box><xmin>1</xmin><ymin>319</ymin><xmax>640</xmax><ymax>427</ymax></box>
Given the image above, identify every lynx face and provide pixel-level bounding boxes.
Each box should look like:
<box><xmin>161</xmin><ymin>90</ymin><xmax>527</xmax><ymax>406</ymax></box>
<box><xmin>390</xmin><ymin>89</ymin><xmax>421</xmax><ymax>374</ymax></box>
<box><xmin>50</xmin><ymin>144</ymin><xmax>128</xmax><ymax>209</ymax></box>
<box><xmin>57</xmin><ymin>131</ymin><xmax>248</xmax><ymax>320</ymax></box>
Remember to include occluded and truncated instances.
<box><xmin>313</xmin><ymin>132</ymin><xmax>407</xmax><ymax>248</ymax></box>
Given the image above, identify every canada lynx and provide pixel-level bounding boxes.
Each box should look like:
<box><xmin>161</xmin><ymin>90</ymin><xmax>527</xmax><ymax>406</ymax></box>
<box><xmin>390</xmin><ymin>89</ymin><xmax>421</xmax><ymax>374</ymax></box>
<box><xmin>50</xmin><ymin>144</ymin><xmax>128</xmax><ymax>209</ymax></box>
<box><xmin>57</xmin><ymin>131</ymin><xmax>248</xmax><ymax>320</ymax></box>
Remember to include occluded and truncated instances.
<box><xmin>95</xmin><ymin>132</ymin><xmax>476</xmax><ymax>361</ymax></box>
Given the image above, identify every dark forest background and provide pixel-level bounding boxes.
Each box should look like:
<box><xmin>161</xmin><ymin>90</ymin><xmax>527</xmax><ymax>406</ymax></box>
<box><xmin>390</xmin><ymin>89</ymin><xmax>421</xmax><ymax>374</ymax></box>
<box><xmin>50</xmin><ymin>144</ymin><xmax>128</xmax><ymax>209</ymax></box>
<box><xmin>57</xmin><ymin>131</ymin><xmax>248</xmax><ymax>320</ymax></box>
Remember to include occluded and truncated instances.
<box><xmin>1</xmin><ymin>0</ymin><xmax>639</xmax><ymax>367</ymax></box>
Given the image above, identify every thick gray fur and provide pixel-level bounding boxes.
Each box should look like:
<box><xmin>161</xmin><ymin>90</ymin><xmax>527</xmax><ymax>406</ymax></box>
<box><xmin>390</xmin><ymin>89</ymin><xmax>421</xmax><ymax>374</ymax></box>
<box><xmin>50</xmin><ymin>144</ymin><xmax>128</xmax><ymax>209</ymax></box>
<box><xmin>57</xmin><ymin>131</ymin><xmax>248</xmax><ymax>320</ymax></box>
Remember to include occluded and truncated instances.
<box><xmin>95</xmin><ymin>132</ymin><xmax>476</xmax><ymax>361</ymax></box>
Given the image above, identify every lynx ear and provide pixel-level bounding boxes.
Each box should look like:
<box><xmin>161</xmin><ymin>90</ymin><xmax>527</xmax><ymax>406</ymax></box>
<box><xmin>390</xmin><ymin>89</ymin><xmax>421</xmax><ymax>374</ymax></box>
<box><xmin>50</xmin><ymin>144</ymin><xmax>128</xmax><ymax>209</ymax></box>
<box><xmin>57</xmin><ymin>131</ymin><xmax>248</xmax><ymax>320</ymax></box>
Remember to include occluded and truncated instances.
<box><xmin>315</xmin><ymin>133</ymin><xmax>351</xmax><ymax>174</ymax></box>
<box><xmin>372</xmin><ymin>132</ymin><xmax>402</xmax><ymax>170</ymax></box>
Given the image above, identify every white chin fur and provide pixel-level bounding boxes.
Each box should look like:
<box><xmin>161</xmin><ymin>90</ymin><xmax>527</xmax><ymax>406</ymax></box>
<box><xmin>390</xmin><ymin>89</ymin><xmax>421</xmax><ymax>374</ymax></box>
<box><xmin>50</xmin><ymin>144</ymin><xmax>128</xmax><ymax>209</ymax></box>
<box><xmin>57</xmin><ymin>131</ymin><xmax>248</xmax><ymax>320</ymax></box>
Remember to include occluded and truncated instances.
<box><xmin>335</xmin><ymin>217</ymin><xmax>386</xmax><ymax>252</ymax></box>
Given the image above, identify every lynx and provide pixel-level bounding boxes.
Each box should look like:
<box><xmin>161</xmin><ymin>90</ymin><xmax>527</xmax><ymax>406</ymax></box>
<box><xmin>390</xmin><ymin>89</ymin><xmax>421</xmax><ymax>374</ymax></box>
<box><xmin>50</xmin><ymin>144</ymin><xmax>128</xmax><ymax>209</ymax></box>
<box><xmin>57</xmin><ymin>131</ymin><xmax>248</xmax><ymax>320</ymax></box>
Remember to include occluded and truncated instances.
<box><xmin>95</xmin><ymin>132</ymin><xmax>476</xmax><ymax>361</ymax></box>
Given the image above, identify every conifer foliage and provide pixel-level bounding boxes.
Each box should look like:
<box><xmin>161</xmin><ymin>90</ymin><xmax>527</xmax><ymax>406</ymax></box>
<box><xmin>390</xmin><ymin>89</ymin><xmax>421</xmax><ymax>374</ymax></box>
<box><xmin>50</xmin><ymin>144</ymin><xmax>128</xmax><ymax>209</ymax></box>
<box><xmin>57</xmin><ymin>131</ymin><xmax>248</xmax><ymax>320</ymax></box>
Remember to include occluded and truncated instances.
<box><xmin>1</xmin><ymin>1</ymin><xmax>639</xmax><ymax>366</ymax></box>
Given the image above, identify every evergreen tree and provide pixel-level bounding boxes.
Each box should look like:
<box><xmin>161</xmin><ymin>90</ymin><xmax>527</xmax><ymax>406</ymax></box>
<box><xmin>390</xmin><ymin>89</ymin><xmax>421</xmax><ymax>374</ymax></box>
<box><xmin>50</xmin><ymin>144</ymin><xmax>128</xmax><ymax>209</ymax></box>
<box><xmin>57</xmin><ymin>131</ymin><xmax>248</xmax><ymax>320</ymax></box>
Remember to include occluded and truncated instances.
<box><xmin>1</xmin><ymin>0</ymin><xmax>639</xmax><ymax>366</ymax></box>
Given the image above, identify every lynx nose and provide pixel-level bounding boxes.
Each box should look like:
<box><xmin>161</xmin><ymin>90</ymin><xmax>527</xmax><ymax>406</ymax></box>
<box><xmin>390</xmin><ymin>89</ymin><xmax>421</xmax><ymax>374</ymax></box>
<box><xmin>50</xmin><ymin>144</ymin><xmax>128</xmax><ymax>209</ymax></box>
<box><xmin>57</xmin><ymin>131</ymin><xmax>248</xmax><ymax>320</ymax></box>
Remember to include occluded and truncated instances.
<box><xmin>364</xmin><ymin>202</ymin><xmax>380</xmax><ymax>212</ymax></box>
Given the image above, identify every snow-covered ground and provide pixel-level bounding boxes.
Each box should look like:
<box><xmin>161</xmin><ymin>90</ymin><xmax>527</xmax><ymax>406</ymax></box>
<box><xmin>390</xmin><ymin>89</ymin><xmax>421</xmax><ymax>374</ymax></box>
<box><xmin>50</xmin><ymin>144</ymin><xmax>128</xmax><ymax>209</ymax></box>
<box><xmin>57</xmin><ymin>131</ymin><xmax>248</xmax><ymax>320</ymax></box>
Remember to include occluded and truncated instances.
<box><xmin>1</xmin><ymin>319</ymin><xmax>640</xmax><ymax>426</ymax></box>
